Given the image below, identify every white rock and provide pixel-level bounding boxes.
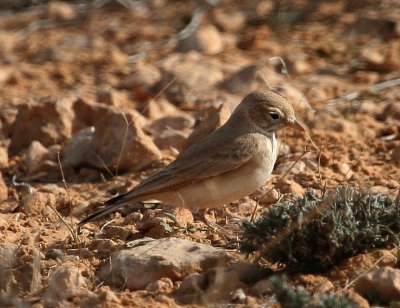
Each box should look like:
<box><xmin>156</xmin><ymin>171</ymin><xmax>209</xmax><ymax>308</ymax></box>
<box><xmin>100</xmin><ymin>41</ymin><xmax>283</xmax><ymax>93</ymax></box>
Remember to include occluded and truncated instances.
<box><xmin>99</xmin><ymin>237</ymin><xmax>233</xmax><ymax>290</ymax></box>
<box><xmin>44</xmin><ymin>266</ymin><xmax>86</xmax><ymax>303</ymax></box>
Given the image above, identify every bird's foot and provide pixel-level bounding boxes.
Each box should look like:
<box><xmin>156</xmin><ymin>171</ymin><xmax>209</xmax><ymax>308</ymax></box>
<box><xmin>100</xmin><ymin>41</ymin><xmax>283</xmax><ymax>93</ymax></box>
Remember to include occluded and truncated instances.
<box><xmin>195</xmin><ymin>209</ymin><xmax>231</xmax><ymax>242</ymax></box>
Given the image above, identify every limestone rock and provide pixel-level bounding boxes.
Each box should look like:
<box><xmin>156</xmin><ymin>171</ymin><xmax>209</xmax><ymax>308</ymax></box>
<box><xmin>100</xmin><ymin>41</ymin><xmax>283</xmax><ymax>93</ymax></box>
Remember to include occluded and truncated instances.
<box><xmin>344</xmin><ymin>290</ymin><xmax>370</xmax><ymax>308</ymax></box>
<box><xmin>159</xmin><ymin>52</ymin><xmax>224</xmax><ymax>91</ymax></box>
<box><xmin>330</xmin><ymin>249</ymin><xmax>397</xmax><ymax>282</ymax></box>
<box><xmin>0</xmin><ymin>172</ymin><xmax>7</xmax><ymax>202</ymax></box>
<box><xmin>0</xmin><ymin>243</ymin><xmax>18</xmax><ymax>290</ymax></box>
<box><xmin>184</xmin><ymin>103</ymin><xmax>231</xmax><ymax>150</ymax></box>
<box><xmin>176</xmin><ymin>263</ymin><xmax>259</xmax><ymax>304</ymax></box>
<box><xmin>286</xmin><ymin>53</ymin><xmax>312</xmax><ymax>75</ymax></box>
<box><xmin>145</xmin><ymin>278</ymin><xmax>174</xmax><ymax>292</ymax></box>
<box><xmin>177</xmin><ymin>25</ymin><xmax>223</xmax><ymax>55</ymax></box>
<box><xmin>0</xmin><ymin>214</ymin><xmax>9</xmax><ymax>229</ymax></box>
<box><xmin>220</xmin><ymin>65</ymin><xmax>281</xmax><ymax>94</ymax></box>
<box><xmin>19</xmin><ymin>192</ymin><xmax>57</xmax><ymax>218</ymax></box>
<box><xmin>144</xmin><ymin>98</ymin><xmax>188</xmax><ymax>120</ymax></box>
<box><xmin>381</xmin><ymin>102</ymin><xmax>400</xmax><ymax>121</ymax></box>
<box><xmin>25</xmin><ymin>141</ymin><xmax>50</xmax><ymax>175</ymax></box>
<box><xmin>10</xmin><ymin>97</ymin><xmax>74</xmax><ymax>154</ymax></box>
<box><xmin>332</xmin><ymin>162</ymin><xmax>354</xmax><ymax>180</ymax></box>
<box><xmin>275</xmin><ymin>179</ymin><xmax>305</xmax><ymax>196</ymax></box>
<box><xmin>146</xmin><ymin>115</ymin><xmax>195</xmax><ymax>133</ymax></box>
<box><xmin>99</xmin><ymin>237</ymin><xmax>233</xmax><ymax>290</ymax></box>
<box><xmin>90</xmin><ymin>110</ymin><xmax>162</xmax><ymax>172</ymax></box>
<box><xmin>274</xmin><ymin>160</ymin><xmax>306</xmax><ymax>175</ymax></box>
<box><xmin>72</xmin><ymin>96</ymin><xmax>146</xmax><ymax>132</ymax></box>
<box><xmin>258</xmin><ymin>188</ymin><xmax>280</xmax><ymax>205</ymax></box>
<box><xmin>117</xmin><ymin>62</ymin><xmax>161</xmax><ymax>99</ymax></box>
<box><xmin>0</xmin><ymin>147</ymin><xmax>9</xmax><ymax>169</ymax></box>
<box><xmin>213</xmin><ymin>10</ymin><xmax>246</xmax><ymax>32</ymax></box>
<box><xmin>392</xmin><ymin>144</ymin><xmax>400</xmax><ymax>166</ymax></box>
<box><xmin>80</xmin><ymin>287</ymin><xmax>121</xmax><ymax>308</ymax></box>
<box><xmin>355</xmin><ymin>266</ymin><xmax>400</xmax><ymax>303</ymax></box>
<box><xmin>63</xmin><ymin>127</ymin><xmax>95</xmax><ymax>168</ymax></box>
<box><xmin>47</xmin><ymin>1</ymin><xmax>77</xmax><ymax>21</ymax></box>
<box><xmin>273</xmin><ymin>83</ymin><xmax>313</xmax><ymax>116</ymax></box>
<box><xmin>44</xmin><ymin>266</ymin><xmax>87</xmax><ymax>304</ymax></box>
<box><xmin>96</xmin><ymin>89</ymin><xmax>135</xmax><ymax>110</ymax></box>
<box><xmin>153</xmin><ymin>128</ymin><xmax>189</xmax><ymax>152</ymax></box>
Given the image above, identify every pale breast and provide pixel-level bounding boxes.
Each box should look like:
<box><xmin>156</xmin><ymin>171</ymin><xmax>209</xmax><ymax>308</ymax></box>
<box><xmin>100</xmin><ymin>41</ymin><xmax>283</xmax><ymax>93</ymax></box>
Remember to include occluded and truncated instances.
<box><xmin>152</xmin><ymin>133</ymin><xmax>278</xmax><ymax>212</ymax></box>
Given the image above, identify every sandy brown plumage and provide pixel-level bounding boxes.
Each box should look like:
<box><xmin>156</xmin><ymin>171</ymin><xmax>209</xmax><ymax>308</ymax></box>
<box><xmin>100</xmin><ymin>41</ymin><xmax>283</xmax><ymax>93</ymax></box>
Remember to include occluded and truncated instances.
<box><xmin>79</xmin><ymin>90</ymin><xmax>305</xmax><ymax>226</ymax></box>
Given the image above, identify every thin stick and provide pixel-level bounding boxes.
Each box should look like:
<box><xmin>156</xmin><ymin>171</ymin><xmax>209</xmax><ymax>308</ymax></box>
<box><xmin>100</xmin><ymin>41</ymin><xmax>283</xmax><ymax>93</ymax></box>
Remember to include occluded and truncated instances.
<box><xmin>48</xmin><ymin>203</ymin><xmax>79</xmax><ymax>243</ymax></box>
<box><xmin>328</xmin><ymin>77</ymin><xmax>400</xmax><ymax>104</ymax></box>
<box><xmin>100</xmin><ymin>219</ymin><xmax>116</xmax><ymax>231</ymax></box>
<box><xmin>340</xmin><ymin>246</ymin><xmax>398</xmax><ymax>292</ymax></box>
<box><xmin>114</xmin><ymin>106</ymin><xmax>130</xmax><ymax>176</ymax></box>
<box><xmin>255</xmin><ymin>71</ymin><xmax>272</xmax><ymax>89</ymax></box>
<box><xmin>266</xmin><ymin>56</ymin><xmax>290</xmax><ymax>78</ymax></box>
<box><xmin>168</xmin><ymin>7</ymin><xmax>205</xmax><ymax>45</ymax></box>
<box><xmin>89</xmin><ymin>149</ymin><xmax>114</xmax><ymax>178</ymax></box>
<box><xmin>56</xmin><ymin>152</ymin><xmax>79</xmax><ymax>243</ymax></box>
<box><xmin>250</xmin><ymin>150</ymin><xmax>310</xmax><ymax>222</ymax></box>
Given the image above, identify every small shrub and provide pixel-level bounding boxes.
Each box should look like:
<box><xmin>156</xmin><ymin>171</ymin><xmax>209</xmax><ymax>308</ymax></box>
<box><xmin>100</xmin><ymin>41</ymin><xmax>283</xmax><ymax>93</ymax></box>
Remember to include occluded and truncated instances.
<box><xmin>242</xmin><ymin>186</ymin><xmax>400</xmax><ymax>272</ymax></box>
<box><xmin>269</xmin><ymin>276</ymin><xmax>354</xmax><ymax>308</ymax></box>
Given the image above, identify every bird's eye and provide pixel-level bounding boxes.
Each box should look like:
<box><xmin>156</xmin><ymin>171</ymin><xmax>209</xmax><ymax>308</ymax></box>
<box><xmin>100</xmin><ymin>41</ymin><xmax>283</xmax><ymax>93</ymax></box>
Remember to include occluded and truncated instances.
<box><xmin>269</xmin><ymin>112</ymin><xmax>280</xmax><ymax>120</ymax></box>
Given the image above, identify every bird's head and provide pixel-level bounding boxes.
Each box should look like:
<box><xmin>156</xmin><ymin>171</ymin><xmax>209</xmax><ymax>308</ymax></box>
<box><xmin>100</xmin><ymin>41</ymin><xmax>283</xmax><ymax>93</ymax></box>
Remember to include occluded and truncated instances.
<box><xmin>237</xmin><ymin>90</ymin><xmax>306</xmax><ymax>133</ymax></box>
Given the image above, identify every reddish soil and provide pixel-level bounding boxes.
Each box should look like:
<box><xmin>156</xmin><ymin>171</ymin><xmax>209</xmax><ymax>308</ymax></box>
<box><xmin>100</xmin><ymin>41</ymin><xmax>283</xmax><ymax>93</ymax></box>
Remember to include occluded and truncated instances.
<box><xmin>0</xmin><ymin>0</ymin><xmax>399</xmax><ymax>307</ymax></box>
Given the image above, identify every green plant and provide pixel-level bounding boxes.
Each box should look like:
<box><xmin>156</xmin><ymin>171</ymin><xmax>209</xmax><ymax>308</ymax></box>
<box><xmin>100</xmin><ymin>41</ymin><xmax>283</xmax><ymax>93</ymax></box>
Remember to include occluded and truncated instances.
<box><xmin>242</xmin><ymin>186</ymin><xmax>400</xmax><ymax>272</ymax></box>
<box><xmin>269</xmin><ymin>276</ymin><xmax>354</xmax><ymax>308</ymax></box>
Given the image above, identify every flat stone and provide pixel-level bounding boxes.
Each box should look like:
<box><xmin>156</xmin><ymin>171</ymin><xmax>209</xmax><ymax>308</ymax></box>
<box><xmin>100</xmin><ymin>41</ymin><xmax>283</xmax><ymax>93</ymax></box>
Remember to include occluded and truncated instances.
<box><xmin>99</xmin><ymin>237</ymin><xmax>233</xmax><ymax>290</ymax></box>
<box><xmin>10</xmin><ymin>97</ymin><xmax>74</xmax><ymax>154</ymax></box>
<box><xmin>44</xmin><ymin>266</ymin><xmax>87</xmax><ymax>304</ymax></box>
<box><xmin>89</xmin><ymin>110</ymin><xmax>162</xmax><ymax>172</ymax></box>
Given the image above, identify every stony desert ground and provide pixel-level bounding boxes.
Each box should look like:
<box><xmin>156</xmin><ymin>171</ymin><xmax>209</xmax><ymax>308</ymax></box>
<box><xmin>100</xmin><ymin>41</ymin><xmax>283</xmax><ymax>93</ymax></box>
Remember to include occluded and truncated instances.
<box><xmin>0</xmin><ymin>0</ymin><xmax>400</xmax><ymax>307</ymax></box>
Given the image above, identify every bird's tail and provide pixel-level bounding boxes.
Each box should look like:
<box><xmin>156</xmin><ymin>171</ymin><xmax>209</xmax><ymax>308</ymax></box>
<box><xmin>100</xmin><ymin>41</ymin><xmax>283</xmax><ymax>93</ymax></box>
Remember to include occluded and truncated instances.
<box><xmin>78</xmin><ymin>193</ymin><xmax>131</xmax><ymax>226</ymax></box>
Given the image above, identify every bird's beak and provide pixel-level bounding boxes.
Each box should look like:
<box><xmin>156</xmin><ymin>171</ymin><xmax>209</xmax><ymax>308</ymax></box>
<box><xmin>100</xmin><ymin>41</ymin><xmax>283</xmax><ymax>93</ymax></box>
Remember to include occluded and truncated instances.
<box><xmin>286</xmin><ymin>118</ymin><xmax>307</xmax><ymax>132</ymax></box>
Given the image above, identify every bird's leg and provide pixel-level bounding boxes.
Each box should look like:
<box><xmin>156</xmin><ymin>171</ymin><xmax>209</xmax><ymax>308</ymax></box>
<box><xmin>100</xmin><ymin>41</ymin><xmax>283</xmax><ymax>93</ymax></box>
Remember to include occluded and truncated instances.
<box><xmin>196</xmin><ymin>209</ymin><xmax>230</xmax><ymax>241</ymax></box>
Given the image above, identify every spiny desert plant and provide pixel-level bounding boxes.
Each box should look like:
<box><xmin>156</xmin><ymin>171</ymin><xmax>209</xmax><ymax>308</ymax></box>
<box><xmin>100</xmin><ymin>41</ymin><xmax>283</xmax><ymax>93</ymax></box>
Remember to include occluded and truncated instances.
<box><xmin>242</xmin><ymin>186</ymin><xmax>400</xmax><ymax>272</ymax></box>
<box><xmin>269</xmin><ymin>276</ymin><xmax>354</xmax><ymax>308</ymax></box>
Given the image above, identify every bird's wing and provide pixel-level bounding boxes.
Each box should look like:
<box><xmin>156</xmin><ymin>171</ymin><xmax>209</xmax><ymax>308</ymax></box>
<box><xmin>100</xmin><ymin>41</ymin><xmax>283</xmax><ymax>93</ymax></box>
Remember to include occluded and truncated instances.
<box><xmin>78</xmin><ymin>133</ymin><xmax>262</xmax><ymax>226</ymax></box>
<box><xmin>126</xmin><ymin>135</ymin><xmax>258</xmax><ymax>198</ymax></box>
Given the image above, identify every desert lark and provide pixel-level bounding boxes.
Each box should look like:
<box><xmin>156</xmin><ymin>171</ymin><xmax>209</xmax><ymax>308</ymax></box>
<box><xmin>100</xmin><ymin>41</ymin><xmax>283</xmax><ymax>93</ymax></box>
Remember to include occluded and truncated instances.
<box><xmin>79</xmin><ymin>90</ymin><xmax>305</xmax><ymax>226</ymax></box>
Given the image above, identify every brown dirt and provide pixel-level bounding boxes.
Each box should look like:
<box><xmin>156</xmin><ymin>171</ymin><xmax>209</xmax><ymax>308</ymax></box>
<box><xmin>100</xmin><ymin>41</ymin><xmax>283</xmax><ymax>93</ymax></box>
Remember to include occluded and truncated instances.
<box><xmin>0</xmin><ymin>0</ymin><xmax>400</xmax><ymax>306</ymax></box>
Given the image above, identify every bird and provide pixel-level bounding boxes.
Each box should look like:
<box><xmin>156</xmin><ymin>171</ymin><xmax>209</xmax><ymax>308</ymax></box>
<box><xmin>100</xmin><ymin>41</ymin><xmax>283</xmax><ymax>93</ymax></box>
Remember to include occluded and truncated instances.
<box><xmin>78</xmin><ymin>90</ymin><xmax>306</xmax><ymax>227</ymax></box>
